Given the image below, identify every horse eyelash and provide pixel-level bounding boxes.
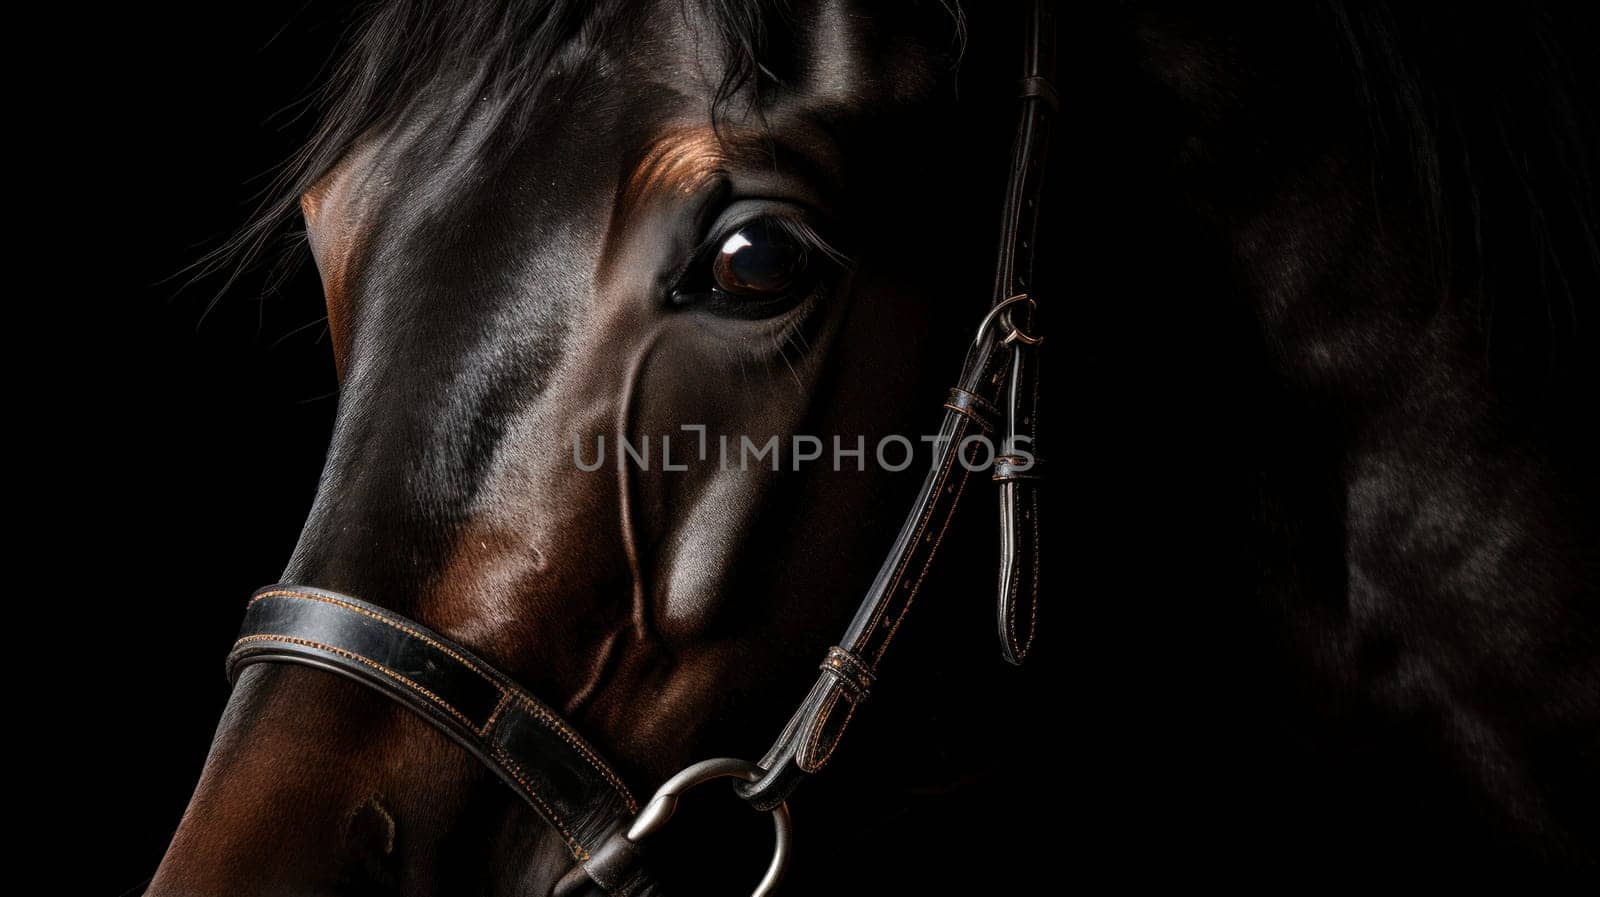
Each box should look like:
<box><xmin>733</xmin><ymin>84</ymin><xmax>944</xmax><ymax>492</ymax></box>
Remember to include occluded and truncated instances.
<box><xmin>766</xmin><ymin>216</ymin><xmax>850</xmax><ymax>269</ymax></box>
<box><xmin>685</xmin><ymin>212</ymin><xmax>851</xmax><ymax>277</ymax></box>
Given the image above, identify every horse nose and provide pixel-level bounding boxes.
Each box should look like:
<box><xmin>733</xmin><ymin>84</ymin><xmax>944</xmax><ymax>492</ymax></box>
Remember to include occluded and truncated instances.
<box><xmin>148</xmin><ymin>791</ymin><xmax>405</xmax><ymax>897</ymax></box>
<box><xmin>147</xmin><ymin>667</ymin><xmax>422</xmax><ymax>897</ymax></box>
<box><xmin>341</xmin><ymin>796</ymin><xmax>401</xmax><ymax>891</ymax></box>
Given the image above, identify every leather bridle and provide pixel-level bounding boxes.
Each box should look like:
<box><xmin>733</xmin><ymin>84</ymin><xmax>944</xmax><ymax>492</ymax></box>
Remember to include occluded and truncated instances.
<box><xmin>225</xmin><ymin>4</ymin><xmax>1056</xmax><ymax>894</ymax></box>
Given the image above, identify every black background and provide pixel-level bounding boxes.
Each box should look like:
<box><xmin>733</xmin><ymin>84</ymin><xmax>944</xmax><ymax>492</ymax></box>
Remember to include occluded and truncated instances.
<box><xmin>58</xmin><ymin>6</ymin><xmax>349</xmax><ymax>893</ymax></box>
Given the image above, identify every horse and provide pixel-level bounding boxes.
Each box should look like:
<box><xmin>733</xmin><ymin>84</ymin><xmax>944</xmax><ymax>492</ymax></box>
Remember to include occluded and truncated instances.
<box><xmin>150</xmin><ymin>1</ymin><xmax>1598</xmax><ymax>893</ymax></box>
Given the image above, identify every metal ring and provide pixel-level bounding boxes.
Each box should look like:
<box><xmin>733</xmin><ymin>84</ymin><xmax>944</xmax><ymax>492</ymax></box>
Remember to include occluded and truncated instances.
<box><xmin>973</xmin><ymin>293</ymin><xmax>1041</xmax><ymax>347</ymax></box>
<box><xmin>627</xmin><ymin>758</ymin><xmax>791</xmax><ymax>897</ymax></box>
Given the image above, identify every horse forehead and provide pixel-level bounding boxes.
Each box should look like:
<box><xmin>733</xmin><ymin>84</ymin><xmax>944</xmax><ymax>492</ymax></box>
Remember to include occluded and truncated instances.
<box><xmin>306</xmin><ymin>0</ymin><xmax>944</xmax><ymax>337</ymax></box>
<box><xmin>312</xmin><ymin>0</ymin><xmax>926</xmax><ymax>231</ymax></box>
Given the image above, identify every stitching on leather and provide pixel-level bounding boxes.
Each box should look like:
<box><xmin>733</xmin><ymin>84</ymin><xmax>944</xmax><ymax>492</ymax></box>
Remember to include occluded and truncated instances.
<box><xmin>1004</xmin><ymin>484</ymin><xmax>1039</xmax><ymax>661</ymax></box>
<box><xmin>1023</xmin><ymin>486</ymin><xmax>1040</xmax><ymax>658</ymax></box>
<box><xmin>510</xmin><ymin>694</ymin><xmax>639</xmax><ymax>813</ymax></box>
<box><xmin>1004</xmin><ymin>483</ymin><xmax>1022</xmax><ymax>658</ymax></box>
<box><xmin>818</xmin><ymin>664</ymin><xmax>870</xmax><ymax>700</ymax></box>
<box><xmin>800</xmin><ymin>689</ymin><xmax>856</xmax><ymax>772</ymax></box>
<box><xmin>251</xmin><ymin>591</ymin><xmax>495</xmax><ymax>687</ymax></box>
<box><xmin>231</xmin><ymin>634</ymin><xmax>480</xmax><ymax>731</ymax></box>
<box><xmin>253</xmin><ymin>590</ymin><xmax>637</xmax><ymax>811</ymax></box>
<box><xmin>800</xmin><ymin>691</ymin><xmax>838</xmax><ymax>771</ymax></box>
<box><xmin>820</xmin><ymin>646</ymin><xmax>874</xmax><ymax>697</ymax></box>
<box><xmin>1018</xmin><ymin>349</ymin><xmax>1042</xmax><ymax>660</ymax></box>
<box><xmin>859</xmin><ymin>378</ymin><xmax>997</xmax><ymax>667</ymax></box>
<box><xmin>479</xmin><ymin>690</ymin><xmax>512</xmax><ymax>737</ymax></box>
<box><xmin>1006</xmin><ymin>514</ymin><xmax>1023</xmax><ymax>658</ymax></box>
<box><xmin>866</xmin><ymin>420</ymin><xmax>970</xmax><ymax>660</ymax></box>
<box><xmin>814</xmin><ymin>700</ymin><xmax>856</xmax><ymax>769</ymax></box>
<box><xmin>856</xmin><ymin>416</ymin><xmax>970</xmax><ymax>663</ymax></box>
<box><xmin>992</xmin><ymin>454</ymin><xmax>1042</xmax><ymax>482</ymax></box>
<box><xmin>491</xmin><ymin>745</ymin><xmax>589</xmax><ymax>862</ymax></box>
<box><xmin>948</xmin><ymin>387</ymin><xmax>1000</xmax><ymax>418</ymax></box>
<box><xmin>874</xmin><ymin>446</ymin><xmax>974</xmax><ymax>666</ymax></box>
<box><xmin>942</xmin><ymin>400</ymin><xmax>995</xmax><ymax>432</ymax></box>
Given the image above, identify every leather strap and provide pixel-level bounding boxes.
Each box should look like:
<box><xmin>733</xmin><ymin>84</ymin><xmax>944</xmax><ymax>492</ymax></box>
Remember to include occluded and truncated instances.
<box><xmin>555</xmin><ymin>830</ymin><xmax>651</xmax><ymax>897</ymax></box>
<box><xmin>737</xmin><ymin>0</ymin><xmax>1056</xmax><ymax>810</ymax></box>
<box><xmin>994</xmin><ymin>0</ymin><xmax>1054</xmax><ymax>665</ymax></box>
<box><xmin>227</xmin><ymin>586</ymin><xmax>641</xmax><ymax>871</ymax></box>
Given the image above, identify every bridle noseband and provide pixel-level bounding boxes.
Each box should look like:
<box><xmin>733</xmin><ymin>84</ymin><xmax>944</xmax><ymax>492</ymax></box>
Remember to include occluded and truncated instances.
<box><xmin>225</xmin><ymin>4</ymin><xmax>1056</xmax><ymax>895</ymax></box>
<box><xmin>228</xmin><ymin>588</ymin><xmax>641</xmax><ymax>859</ymax></box>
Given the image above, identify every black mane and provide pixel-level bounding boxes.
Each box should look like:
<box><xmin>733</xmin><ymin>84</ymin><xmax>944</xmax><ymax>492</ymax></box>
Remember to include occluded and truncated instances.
<box><xmin>199</xmin><ymin>0</ymin><xmax>793</xmax><ymax>295</ymax></box>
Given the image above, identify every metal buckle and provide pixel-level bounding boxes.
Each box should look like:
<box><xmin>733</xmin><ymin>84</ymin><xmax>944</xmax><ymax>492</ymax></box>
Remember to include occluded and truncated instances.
<box><xmin>973</xmin><ymin>293</ymin><xmax>1043</xmax><ymax>347</ymax></box>
<box><xmin>627</xmin><ymin>758</ymin><xmax>792</xmax><ymax>897</ymax></box>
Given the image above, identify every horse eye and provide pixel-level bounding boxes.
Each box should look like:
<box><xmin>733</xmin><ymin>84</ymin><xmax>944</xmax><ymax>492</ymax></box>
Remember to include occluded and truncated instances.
<box><xmin>710</xmin><ymin>221</ymin><xmax>808</xmax><ymax>297</ymax></box>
